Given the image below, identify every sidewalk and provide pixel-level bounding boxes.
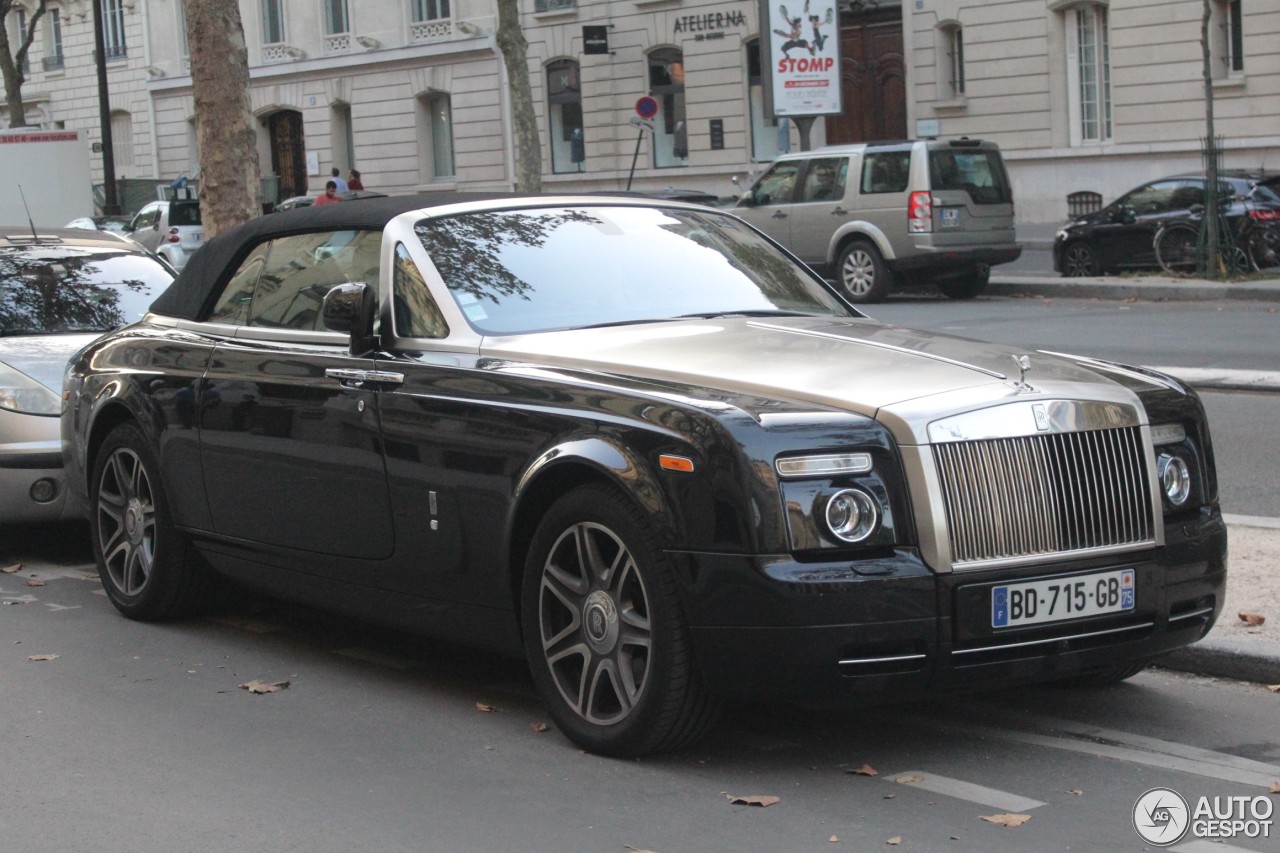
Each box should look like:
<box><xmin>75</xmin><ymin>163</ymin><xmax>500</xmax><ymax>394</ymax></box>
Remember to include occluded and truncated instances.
<box><xmin>1159</xmin><ymin>516</ymin><xmax>1280</xmax><ymax>685</ymax></box>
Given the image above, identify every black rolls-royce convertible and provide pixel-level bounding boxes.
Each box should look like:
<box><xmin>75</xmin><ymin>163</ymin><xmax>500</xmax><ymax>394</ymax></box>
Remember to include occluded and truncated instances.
<box><xmin>62</xmin><ymin>194</ymin><xmax>1226</xmax><ymax>756</ymax></box>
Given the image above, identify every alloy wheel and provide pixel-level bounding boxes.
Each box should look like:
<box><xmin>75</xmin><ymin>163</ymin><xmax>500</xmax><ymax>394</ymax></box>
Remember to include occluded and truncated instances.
<box><xmin>537</xmin><ymin>521</ymin><xmax>652</xmax><ymax>726</ymax></box>
<box><xmin>841</xmin><ymin>248</ymin><xmax>876</xmax><ymax>298</ymax></box>
<box><xmin>96</xmin><ymin>447</ymin><xmax>157</xmax><ymax>597</ymax></box>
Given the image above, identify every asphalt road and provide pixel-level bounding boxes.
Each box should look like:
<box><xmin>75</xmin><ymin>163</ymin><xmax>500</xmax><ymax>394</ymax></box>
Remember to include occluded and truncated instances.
<box><xmin>3</xmin><ymin>561</ymin><xmax>1278</xmax><ymax>853</ymax></box>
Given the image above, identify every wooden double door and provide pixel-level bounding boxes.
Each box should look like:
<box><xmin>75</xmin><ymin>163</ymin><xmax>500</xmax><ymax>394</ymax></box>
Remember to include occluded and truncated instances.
<box><xmin>825</xmin><ymin>11</ymin><xmax>907</xmax><ymax>145</ymax></box>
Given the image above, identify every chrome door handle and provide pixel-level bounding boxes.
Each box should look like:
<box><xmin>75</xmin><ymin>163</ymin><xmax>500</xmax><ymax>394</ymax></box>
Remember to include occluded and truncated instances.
<box><xmin>831</xmin><ymin>207</ymin><xmax>849</xmax><ymax>216</ymax></box>
<box><xmin>325</xmin><ymin>368</ymin><xmax>404</xmax><ymax>388</ymax></box>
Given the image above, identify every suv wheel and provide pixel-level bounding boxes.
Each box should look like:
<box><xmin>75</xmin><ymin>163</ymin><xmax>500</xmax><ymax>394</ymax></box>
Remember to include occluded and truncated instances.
<box><xmin>937</xmin><ymin>264</ymin><xmax>990</xmax><ymax>300</ymax></box>
<box><xmin>837</xmin><ymin>240</ymin><xmax>891</xmax><ymax>303</ymax></box>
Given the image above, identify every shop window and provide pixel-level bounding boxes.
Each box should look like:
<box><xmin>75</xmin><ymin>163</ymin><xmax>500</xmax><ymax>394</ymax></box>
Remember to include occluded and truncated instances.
<box><xmin>648</xmin><ymin>48</ymin><xmax>687</xmax><ymax>168</ymax></box>
<box><xmin>548</xmin><ymin>59</ymin><xmax>584</xmax><ymax>173</ymax></box>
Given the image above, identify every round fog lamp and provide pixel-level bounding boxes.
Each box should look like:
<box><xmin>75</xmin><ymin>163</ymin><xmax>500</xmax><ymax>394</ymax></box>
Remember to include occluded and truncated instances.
<box><xmin>30</xmin><ymin>478</ymin><xmax>58</xmax><ymax>504</ymax></box>
<box><xmin>824</xmin><ymin>488</ymin><xmax>879</xmax><ymax>544</ymax></box>
<box><xmin>1157</xmin><ymin>454</ymin><xmax>1191</xmax><ymax>506</ymax></box>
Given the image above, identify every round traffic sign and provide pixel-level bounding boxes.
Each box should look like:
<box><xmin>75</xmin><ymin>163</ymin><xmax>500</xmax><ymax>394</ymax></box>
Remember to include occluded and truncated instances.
<box><xmin>635</xmin><ymin>96</ymin><xmax>659</xmax><ymax>120</ymax></box>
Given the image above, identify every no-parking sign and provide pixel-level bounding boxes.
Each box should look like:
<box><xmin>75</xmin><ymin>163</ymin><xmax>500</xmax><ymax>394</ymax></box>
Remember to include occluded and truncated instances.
<box><xmin>635</xmin><ymin>96</ymin><xmax>658</xmax><ymax>120</ymax></box>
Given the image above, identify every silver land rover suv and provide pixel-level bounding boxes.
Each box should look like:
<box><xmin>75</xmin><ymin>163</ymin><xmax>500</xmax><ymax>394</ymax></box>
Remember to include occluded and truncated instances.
<box><xmin>734</xmin><ymin>138</ymin><xmax>1020</xmax><ymax>302</ymax></box>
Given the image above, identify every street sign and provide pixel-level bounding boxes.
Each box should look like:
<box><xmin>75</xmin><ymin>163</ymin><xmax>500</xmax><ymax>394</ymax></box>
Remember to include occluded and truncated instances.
<box><xmin>629</xmin><ymin>116</ymin><xmax>654</xmax><ymax>131</ymax></box>
<box><xmin>635</xmin><ymin>96</ymin><xmax>658</xmax><ymax>120</ymax></box>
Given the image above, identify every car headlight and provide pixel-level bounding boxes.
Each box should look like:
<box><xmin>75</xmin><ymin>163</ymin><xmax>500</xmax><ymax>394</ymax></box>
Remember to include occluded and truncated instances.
<box><xmin>1157</xmin><ymin>453</ymin><xmax>1192</xmax><ymax>507</ymax></box>
<box><xmin>824</xmin><ymin>488</ymin><xmax>879</xmax><ymax>543</ymax></box>
<box><xmin>0</xmin><ymin>363</ymin><xmax>61</xmax><ymax>416</ymax></box>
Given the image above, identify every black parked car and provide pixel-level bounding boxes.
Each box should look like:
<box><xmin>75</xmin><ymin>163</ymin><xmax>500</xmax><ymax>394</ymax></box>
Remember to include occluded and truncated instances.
<box><xmin>63</xmin><ymin>194</ymin><xmax>1225</xmax><ymax>756</ymax></box>
<box><xmin>1054</xmin><ymin>171</ymin><xmax>1280</xmax><ymax>276</ymax></box>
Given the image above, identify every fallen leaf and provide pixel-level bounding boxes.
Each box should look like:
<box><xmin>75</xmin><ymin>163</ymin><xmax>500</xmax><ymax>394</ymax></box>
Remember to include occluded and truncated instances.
<box><xmin>475</xmin><ymin>702</ymin><xmax>497</xmax><ymax>713</ymax></box>
<box><xmin>530</xmin><ymin>722</ymin><xmax>548</xmax><ymax>733</ymax></box>
<box><xmin>981</xmin><ymin>813</ymin><xmax>1031</xmax><ymax>828</ymax></box>
<box><xmin>1</xmin><ymin>563</ymin><xmax>21</xmax><ymax>573</ymax></box>
<box><xmin>886</xmin><ymin>837</ymin><xmax>901</xmax><ymax>846</ymax></box>
<box><xmin>1238</xmin><ymin>612</ymin><xmax>1266</xmax><ymax>627</ymax></box>
<box><xmin>847</xmin><ymin>763</ymin><xmax>878</xmax><ymax>777</ymax></box>
<box><xmin>1067</xmin><ymin>788</ymin><xmax>1083</xmax><ymax>796</ymax></box>
<box><xmin>239</xmin><ymin>679</ymin><xmax>289</xmax><ymax>694</ymax></box>
<box><xmin>27</xmin><ymin>653</ymin><xmax>59</xmax><ymax>662</ymax></box>
<box><xmin>883</xmin><ymin>793</ymin><xmax>897</xmax><ymax>799</ymax></box>
<box><xmin>895</xmin><ymin>774</ymin><xmax>925</xmax><ymax>784</ymax></box>
<box><xmin>26</xmin><ymin>579</ymin><xmax>45</xmax><ymax>587</ymax></box>
<box><xmin>1268</xmin><ymin>684</ymin><xmax>1280</xmax><ymax>693</ymax></box>
<box><xmin>725</xmin><ymin>793</ymin><xmax>780</xmax><ymax>807</ymax></box>
<box><xmin>1270</xmin><ymin>781</ymin><xmax>1280</xmax><ymax>794</ymax></box>
<box><xmin>828</xmin><ymin>835</ymin><xmax>839</xmax><ymax>843</ymax></box>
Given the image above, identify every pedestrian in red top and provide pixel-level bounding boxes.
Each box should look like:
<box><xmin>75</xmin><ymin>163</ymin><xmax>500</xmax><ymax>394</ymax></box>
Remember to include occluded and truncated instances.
<box><xmin>347</xmin><ymin>169</ymin><xmax>364</xmax><ymax>191</ymax></box>
<box><xmin>315</xmin><ymin>180</ymin><xmax>342</xmax><ymax>206</ymax></box>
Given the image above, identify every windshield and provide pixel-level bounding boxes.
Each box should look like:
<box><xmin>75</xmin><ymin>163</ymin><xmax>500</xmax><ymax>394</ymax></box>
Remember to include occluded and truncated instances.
<box><xmin>0</xmin><ymin>245</ymin><xmax>175</xmax><ymax>335</ymax></box>
<box><xmin>415</xmin><ymin>205</ymin><xmax>854</xmax><ymax>335</ymax></box>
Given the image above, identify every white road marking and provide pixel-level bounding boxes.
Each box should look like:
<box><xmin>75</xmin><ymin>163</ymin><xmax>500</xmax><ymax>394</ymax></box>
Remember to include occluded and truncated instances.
<box><xmin>885</xmin><ymin>771</ymin><xmax>1046</xmax><ymax>812</ymax></box>
<box><xmin>905</xmin><ymin>706</ymin><xmax>1280</xmax><ymax>789</ymax></box>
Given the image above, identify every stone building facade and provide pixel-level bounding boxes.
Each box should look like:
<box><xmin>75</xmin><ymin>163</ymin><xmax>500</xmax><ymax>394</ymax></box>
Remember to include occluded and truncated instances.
<box><xmin>3</xmin><ymin>0</ymin><xmax>1276</xmax><ymax>224</ymax></box>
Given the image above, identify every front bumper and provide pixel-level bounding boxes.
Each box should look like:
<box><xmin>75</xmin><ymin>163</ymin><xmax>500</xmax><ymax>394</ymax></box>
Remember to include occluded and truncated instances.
<box><xmin>676</xmin><ymin>512</ymin><xmax>1227</xmax><ymax>704</ymax></box>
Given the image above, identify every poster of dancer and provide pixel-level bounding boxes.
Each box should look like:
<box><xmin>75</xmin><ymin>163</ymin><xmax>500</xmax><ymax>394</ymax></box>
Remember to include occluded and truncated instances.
<box><xmin>761</xmin><ymin>0</ymin><xmax>842</xmax><ymax>117</ymax></box>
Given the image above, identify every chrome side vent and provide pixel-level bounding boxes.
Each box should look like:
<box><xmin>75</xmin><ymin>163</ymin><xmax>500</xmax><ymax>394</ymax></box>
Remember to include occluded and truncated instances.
<box><xmin>933</xmin><ymin>426</ymin><xmax>1155</xmax><ymax>568</ymax></box>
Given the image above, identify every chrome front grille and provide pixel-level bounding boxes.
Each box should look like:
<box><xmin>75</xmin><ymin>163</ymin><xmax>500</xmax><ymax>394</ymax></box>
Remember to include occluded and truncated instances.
<box><xmin>933</xmin><ymin>426</ymin><xmax>1155</xmax><ymax>568</ymax></box>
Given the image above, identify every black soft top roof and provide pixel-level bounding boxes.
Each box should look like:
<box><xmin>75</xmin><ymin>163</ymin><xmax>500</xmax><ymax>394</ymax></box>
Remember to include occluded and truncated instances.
<box><xmin>149</xmin><ymin>192</ymin><xmax>529</xmax><ymax>320</ymax></box>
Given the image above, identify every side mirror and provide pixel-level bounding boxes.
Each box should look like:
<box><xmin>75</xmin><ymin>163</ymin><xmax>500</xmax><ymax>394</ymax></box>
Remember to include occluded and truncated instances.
<box><xmin>731</xmin><ymin>174</ymin><xmax>741</xmax><ymax>187</ymax></box>
<box><xmin>1119</xmin><ymin>206</ymin><xmax>1137</xmax><ymax>225</ymax></box>
<box><xmin>738</xmin><ymin>190</ymin><xmax>756</xmax><ymax>206</ymax></box>
<box><xmin>322</xmin><ymin>282</ymin><xmax>377</xmax><ymax>356</ymax></box>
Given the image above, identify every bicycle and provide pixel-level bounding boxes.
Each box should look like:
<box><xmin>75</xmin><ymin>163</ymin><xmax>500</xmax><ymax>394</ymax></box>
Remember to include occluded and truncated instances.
<box><xmin>1155</xmin><ymin>186</ymin><xmax>1280</xmax><ymax>275</ymax></box>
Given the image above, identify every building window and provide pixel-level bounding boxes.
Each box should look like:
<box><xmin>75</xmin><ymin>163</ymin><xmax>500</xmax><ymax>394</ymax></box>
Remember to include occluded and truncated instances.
<box><xmin>747</xmin><ymin>39</ymin><xmax>785</xmax><ymax>162</ymax></box>
<box><xmin>648</xmin><ymin>48</ymin><xmax>686</xmax><ymax>169</ymax></box>
<box><xmin>42</xmin><ymin>8</ymin><xmax>63</xmax><ymax>71</ymax></box>
<box><xmin>111</xmin><ymin>111</ymin><xmax>134</xmax><ymax>171</ymax></box>
<box><xmin>332</xmin><ymin>102</ymin><xmax>354</xmax><ymax>172</ymax></box>
<box><xmin>323</xmin><ymin>0</ymin><xmax>349</xmax><ymax>36</ymax></box>
<box><xmin>412</xmin><ymin>0</ymin><xmax>450</xmax><ymax>21</ymax></box>
<box><xmin>10</xmin><ymin>9</ymin><xmax>29</xmax><ymax>73</ymax></box>
<box><xmin>943</xmin><ymin>23</ymin><xmax>965</xmax><ymax>98</ymax></box>
<box><xmin>547</xmin><ymin>59</ymin><xmax>584</xmax><ymax>173</ymax></box>
<box><xmin>261</xmin><ymin>0</ymin><xmax>284</xmax><ymax>45</ymax></box>
<box><xmin>101</xmin><ymin>0</ymin><xmax>126</xmax><ymax>60</ymax></box>
<box><xmin>1215</xmin><ymin>0</ymin><xmax>1244</xmax><ymax>76</ymax></box>
<box><xmin>416</xmin><ymin>92</ymin><xmax>454</xmax><ymax>182</ymax></box>
<box><xmin>1066</xmin><ymin>3</ymin><xmax>1111</xmax><ymax>144</ymax></box>
<box><xmin>534</xmin><ymin>0</ymin><xmax>576</xmax><ymax>11</ymax></box>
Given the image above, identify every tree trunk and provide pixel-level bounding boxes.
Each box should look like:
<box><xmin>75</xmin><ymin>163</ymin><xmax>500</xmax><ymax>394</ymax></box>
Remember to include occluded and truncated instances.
<box><xmin>495</xmin><ymin>0</ymin><xmax>541</xmax><ymax>192</ymax></box>
<box><xmin>186</xmin><ymin>0</ymin><xmax>261</xmax><ymax>239</ymax></box>
<box><xmin>0</xmin><ymin>1</ymin><xmax>47</xmax><ymax>129</ymax></box>
<box><xmin>1201</xmin><ymin>0</ymin><xmax>1221</xmax><ymax>277</ymax></box>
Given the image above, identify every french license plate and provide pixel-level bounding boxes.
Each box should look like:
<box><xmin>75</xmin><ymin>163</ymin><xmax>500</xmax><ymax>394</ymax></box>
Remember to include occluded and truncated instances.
<box><xmin>992</xmin><ymin>568</ymin><xmax>1134</xmax><ymax>629</ymax></box>
<box><xmin>940</xmin><ymin>208</ymin><xmax>961</xmax><ymax>228</ymax></box>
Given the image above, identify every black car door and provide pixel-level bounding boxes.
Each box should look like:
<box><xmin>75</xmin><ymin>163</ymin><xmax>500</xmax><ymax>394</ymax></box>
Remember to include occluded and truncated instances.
<box><xmin>196</xmin><ymin>230</ymin><xmax>395</xmax><ymax>561</ymax></box>
<box><xmin>1096</xmin><ymin>180</ymin><xmax>1183</xmax><ymax>268</ymax></box>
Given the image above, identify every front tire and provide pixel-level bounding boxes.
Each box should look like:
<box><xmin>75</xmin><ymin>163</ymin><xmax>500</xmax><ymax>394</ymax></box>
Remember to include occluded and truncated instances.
<box><xmin>521</xmin><ymin>485</ymin><xmax>719</xmax><ymax>756</ymax></box>
<box><xmin>1060</xmin><ymin>241</ymin><xmax>1101</xmax><ymax>277</ymax></box>
<box><xmin>91</xmin><ymin>422</ymin><xmax>212</xmax><ymax>620</ymax></box>
<box><xmin>836</xmin><ymin>240</ymin><xmax>892</xmax><ymax>303</ymax></box>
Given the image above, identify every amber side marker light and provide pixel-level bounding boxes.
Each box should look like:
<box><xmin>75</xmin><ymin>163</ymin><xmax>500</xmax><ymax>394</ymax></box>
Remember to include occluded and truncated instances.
<box><xmin>659</xmin><ymin>454</ymin><xmax>695</xmax><ymax>473</ymax></box>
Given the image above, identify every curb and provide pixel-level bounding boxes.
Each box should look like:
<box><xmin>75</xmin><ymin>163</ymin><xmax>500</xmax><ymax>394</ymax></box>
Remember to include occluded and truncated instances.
<box><xmin>988</xmin><ymin>274</ymin><xmax>1280</xmax><ymax>303</ymax></box>
<box><xmin>1156</xmin><ymin>641</ymin><xmax>1280</xmax><ymax>685</ymax></box>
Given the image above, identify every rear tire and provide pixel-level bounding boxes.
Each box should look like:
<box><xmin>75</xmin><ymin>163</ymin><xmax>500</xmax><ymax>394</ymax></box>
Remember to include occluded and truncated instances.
<box><xmin>521</xmin><ymin>485</ymin><xmax>719</xmax><ymax>756</ymax></box>
<box><xmin>836</xmin><ymin>240</ymin><xmax>892</xmax><ymax>303</ymax></box>
<box><xmin>91</xmin><ymin>422</ymin><xmax>213</xmax><ymax>620</ymax></box>
<box><xmin>937</xmin><ymin>264</ymin><xmax>990</xmax><ymax>299</ymax></box>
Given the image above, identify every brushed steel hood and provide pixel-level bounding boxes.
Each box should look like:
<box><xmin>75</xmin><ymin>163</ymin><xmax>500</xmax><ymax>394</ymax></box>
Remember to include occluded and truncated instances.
<box><xmin>482</xmin><ymin>316</ymin><xmax>1154</xmax><ymax>444</ymax></box>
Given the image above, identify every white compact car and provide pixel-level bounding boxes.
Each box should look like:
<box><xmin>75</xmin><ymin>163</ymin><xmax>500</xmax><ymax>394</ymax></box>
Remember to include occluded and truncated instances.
<box><xmin>126</xmin><ymin>198</ymin><xmax>204</xmax><ymax>270</ymax></box>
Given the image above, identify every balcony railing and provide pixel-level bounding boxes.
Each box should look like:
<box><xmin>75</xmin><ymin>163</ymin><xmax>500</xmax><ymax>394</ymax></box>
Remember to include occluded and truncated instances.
<box><xmin>535</xmin><ymin>0</ymin><xmax>576</xmax><ymax>11</ymax></box>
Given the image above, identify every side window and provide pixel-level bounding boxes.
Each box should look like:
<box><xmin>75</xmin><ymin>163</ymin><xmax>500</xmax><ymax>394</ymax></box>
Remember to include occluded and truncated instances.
<box><xmin>861</xmin><ymin>152</ymin><xmax>910</xmax><ymax>194</ymax></box>
<box><xmin>208</xmin><ymin>242</ymin><xmax>271</xmax><ymax>325</ymax></box>
<box><xmin>1124</xmin><ymin>181</ymin><xmax>1180</xmax><ymax>215</ymax></box>
<box><xmin>248</xmin><ymin>230</ymin><xmax>382</xmax><ymax>331</ymax></box>
<box><xmin>393</xmin><ymin>243</ymin><xmax>448</xmax><ymax>338</ymax></box>
<box><xmin>751</xmin><ymin>161</ymin><xmax>802</xmax><ymax>206</ymax></box>
<box><xmin>799</xmin><ymin>157</ymin><xmax>847</xmax><ymax>203</ymax></box>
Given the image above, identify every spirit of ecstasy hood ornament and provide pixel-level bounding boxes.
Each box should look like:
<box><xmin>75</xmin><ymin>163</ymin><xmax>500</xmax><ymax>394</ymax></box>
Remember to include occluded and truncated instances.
<box><xmin>1012</xmin><ymin>354</ymin><xmax>1034</xmax><ymax>392</ymax></box>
